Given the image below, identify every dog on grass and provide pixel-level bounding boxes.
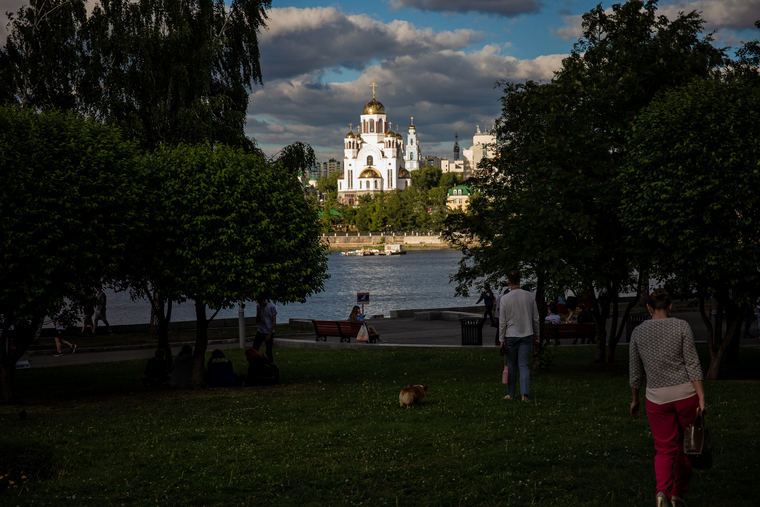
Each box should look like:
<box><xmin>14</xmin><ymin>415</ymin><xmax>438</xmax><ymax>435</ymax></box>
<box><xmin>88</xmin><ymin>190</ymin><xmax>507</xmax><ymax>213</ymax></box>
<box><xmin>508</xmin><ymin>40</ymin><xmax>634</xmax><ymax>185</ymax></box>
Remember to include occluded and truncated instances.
<box><xmin>399</xmin><ymin>384</ymin><xmax>428</xmax><ymax>407</ymax></box>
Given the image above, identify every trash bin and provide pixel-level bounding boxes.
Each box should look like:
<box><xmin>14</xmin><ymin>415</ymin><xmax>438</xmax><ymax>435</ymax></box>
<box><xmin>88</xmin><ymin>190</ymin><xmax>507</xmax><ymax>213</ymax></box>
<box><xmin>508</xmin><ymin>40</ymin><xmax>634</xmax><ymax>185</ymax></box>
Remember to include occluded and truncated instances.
<box><xmin>626</xmin><ymin>313</ymin><xmax>650</xmax><ymax>342</ymax></box>
<box><xmin>460</xmin><ymin>318</ymin><xmax>484</xmax><ymax>346</ymax></box>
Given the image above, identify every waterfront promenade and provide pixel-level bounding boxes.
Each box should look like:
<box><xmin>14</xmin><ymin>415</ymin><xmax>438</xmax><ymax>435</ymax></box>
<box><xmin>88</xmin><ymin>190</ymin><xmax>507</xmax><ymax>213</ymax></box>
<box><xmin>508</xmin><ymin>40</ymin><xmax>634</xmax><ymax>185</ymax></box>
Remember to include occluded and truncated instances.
<box><xmin>23</xmin><ymin>308</ymin><xmax>760</xmax><ymax>369</ymax></box>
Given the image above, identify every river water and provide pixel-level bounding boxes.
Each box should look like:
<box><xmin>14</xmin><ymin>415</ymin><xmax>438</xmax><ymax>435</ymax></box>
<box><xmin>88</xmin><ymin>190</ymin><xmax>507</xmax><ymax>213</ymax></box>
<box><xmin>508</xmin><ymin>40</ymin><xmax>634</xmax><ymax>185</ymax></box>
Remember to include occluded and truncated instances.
<box><xmin>102</xmin><ymin>250</ymin><xmax>475</xmax><ymax>325</ymax></box>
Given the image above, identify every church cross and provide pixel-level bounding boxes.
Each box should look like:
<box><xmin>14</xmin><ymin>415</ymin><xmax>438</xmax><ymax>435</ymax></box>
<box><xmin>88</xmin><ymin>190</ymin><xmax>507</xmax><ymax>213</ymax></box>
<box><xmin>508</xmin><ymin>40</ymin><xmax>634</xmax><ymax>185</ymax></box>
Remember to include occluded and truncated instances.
<box><xmin>411</xmin><ymin>116</ymin><xmax>414</xmax><ymax>125</ymax></box>
<box><xmin>349</xmin><ymin>123</ymin><xmax>353</xmax><ymax>132</ymax></box>
<box><xmin>371</xmin><ymin>82</ymin><xmax>377</xmax><ymax>99</ymax></box>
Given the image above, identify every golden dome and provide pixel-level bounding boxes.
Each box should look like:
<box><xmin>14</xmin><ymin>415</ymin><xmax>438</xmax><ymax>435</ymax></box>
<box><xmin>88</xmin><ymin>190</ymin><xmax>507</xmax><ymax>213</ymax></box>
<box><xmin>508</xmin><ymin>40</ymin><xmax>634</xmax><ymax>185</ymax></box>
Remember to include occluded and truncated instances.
<box><xmin>362</xmin><ymin>98</ymin><xmax>386</xmax><ymax>115</ymax></box>
<box><xmin>398</xmin><ymin>168</ymin><xmax>411</xmax><ymax>178</ymax></box>
<box><xmin>359</xmin><ymin>168</ymin><xmax>382</xmax><ymax>179</ymax></box>
<box><xmin>345</xmin><ymin>130</ymin><xmax>356</xmax><ymax>139</ymax></box>
<box><xmin>385</xmin><ymin>130</ymin><xmax>396</xmax><ymax>138</ymax></box>
<box><xmin>395</xmin><ymin>132</ymin><xmax>403</xmax><ymax>140</ymax></box>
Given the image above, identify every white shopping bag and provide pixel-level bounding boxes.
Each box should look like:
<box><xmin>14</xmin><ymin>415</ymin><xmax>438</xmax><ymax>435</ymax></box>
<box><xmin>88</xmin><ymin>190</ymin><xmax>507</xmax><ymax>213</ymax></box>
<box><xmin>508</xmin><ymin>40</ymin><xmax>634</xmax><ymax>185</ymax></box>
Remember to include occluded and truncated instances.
<box><xmin>356</xmin><ymin>323</ymin><xmax>370</xmax><ymax>342</ymax></box>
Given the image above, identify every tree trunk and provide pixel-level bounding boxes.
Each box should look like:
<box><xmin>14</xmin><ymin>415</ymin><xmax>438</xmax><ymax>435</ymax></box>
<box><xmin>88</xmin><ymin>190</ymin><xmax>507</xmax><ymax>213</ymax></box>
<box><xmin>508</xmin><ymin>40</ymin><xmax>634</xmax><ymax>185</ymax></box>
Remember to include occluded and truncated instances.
<box><xmin>606</xmin><ymin>270</ymin><xmax>643</xmax><ymax>364</ymax></box>
<box><xmin>0</xmin><ymin>353</ymin><xmax>16</xmax><ymax>405</ymax></box>
<box><xmin>148</xmin><ymin>290</ymin><xmax>160</xmax><ymax>336</ymax></box>
<box><xmin>704</xmin><ymin>292</ymin><xmax>743</xmax><ymax>380</ymax></box>
<box><xmin>591</xmin><ymin>282</ymin><xmax>609</xmax><ymax>363</ymax></box>
<box><xmin>190</xmin><ymin>298</ymin><xmax>209</xmax><ymax>388</ymax></box>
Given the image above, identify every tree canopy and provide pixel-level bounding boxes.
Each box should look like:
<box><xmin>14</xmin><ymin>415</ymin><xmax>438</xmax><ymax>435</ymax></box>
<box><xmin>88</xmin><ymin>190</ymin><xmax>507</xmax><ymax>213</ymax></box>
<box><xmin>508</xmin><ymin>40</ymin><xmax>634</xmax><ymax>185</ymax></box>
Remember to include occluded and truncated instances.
<box><xmin>0</xmin><ymin>105</ymin><xmax>144</xmax><ymax>403</ymax></box>
<box><xmin>2</xmin><ymin>0</ymin><xmax>271</xmax><ymax>151</ymax></box>
<box><xmin>139</xmin><ymin>143</ymin><xmax>329</xmax><ymax>386</ymax></box>
<box><xmin>620</xmin><ymin>76</ymin><xmax>760</xmax><ymax>379</ymax></box>
<box><xmin>444</xmin><ymin>0</ymin><xmax>725</xmax><ymax>363</ymax></box>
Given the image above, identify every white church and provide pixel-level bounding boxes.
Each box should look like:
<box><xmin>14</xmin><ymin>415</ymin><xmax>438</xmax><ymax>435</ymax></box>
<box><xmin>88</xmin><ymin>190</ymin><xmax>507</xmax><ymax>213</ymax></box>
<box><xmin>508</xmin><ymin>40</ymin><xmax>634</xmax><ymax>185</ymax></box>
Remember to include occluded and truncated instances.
<box><xmin>337</xmin><ymin>85</ymin><xmax>419</xmax><ymax>205</ymax></box>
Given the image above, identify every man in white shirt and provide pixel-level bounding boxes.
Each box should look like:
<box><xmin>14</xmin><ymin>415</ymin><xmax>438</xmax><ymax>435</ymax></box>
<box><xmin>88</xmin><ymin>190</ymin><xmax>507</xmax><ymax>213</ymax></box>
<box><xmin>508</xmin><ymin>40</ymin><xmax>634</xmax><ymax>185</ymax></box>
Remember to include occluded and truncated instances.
<box><xmin>499</xmin><ymin>270</ymin><xmax>540</xmax><ymax>401</ymax></box>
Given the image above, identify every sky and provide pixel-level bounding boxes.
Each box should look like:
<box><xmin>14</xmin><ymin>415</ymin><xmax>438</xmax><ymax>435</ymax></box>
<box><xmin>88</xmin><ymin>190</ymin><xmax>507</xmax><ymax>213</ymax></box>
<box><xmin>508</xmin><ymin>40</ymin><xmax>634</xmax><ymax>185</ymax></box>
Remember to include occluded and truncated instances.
<box><xmin>3</xmin><ymin>0</ymin><xmax>760</xmax><ymax>160</ymax></box>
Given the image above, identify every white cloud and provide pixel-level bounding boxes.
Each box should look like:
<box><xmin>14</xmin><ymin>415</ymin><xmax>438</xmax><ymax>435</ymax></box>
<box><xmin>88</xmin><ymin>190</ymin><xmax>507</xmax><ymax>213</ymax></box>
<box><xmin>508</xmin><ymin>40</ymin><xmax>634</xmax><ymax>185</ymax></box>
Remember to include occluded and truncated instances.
<box><xmin>260</xmin><ymin>7</ymin><xmax>482</xmax><ymax>81</ymax></box>
<box><xmin>659</xmin><ymin>0</ymin><xmax>760</xmax><ymax>30</ymax></box>
<box><xmin>389</xmin><ymin>0</ymin><xmax>543</xmax><ymax>18</ymax></box>
<box><xmin>553</xmin><ymin>1</ymin><xmax>760</xmax><ymax>43</ymax></box>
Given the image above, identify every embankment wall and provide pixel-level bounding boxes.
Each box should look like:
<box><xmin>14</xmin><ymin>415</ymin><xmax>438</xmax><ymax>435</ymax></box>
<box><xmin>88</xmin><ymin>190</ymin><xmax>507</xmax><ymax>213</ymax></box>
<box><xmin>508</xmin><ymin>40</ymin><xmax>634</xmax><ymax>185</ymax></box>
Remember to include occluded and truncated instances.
<box><xmin>322</xmin><ymin>233</ymin><xmax>449</xmax><ymax>249</ymax></box>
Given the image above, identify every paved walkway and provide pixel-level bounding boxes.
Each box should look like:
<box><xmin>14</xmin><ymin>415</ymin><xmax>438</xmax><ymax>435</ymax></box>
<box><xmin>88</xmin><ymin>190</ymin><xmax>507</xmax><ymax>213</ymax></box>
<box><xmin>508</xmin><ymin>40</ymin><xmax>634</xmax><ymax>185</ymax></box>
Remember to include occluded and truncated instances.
<box><xmin>23</xmin><ymin>309</ymin><xmax>760</xmax><ymax>369</ymax></box>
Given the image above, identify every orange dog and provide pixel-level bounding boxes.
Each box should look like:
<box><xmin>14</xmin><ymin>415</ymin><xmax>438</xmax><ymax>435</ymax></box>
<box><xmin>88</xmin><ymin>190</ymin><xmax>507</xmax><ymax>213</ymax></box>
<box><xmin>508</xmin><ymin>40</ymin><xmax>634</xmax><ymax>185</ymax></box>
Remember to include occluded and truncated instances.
<box><xmin>399</xmin><ymin>384</ymin><xmax>429</xmax><ymax>407</ymax></box>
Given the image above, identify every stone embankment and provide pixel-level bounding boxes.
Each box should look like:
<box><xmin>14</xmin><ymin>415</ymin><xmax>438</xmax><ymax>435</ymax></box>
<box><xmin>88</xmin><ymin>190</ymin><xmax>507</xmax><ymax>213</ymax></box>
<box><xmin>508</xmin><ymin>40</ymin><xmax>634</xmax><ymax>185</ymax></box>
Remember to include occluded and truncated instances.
<box><xmin>322</xmin><ymin>232</ymin><xmax>449</xmax><ymax>249</ymax></box>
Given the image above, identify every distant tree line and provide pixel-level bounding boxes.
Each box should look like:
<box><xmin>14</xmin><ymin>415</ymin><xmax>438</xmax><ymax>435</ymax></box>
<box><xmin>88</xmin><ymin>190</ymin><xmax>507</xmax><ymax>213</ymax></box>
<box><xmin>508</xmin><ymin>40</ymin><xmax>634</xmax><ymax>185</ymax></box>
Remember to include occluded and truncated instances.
<box><xmin>315</xmin><ymin>163</ymin><xmax>464</xmax><ymax>233</ymax></box>
<box><xmin>444</xmin><ymin>0</ymin><xmax>760</xmax><ymax>379</ymax></box>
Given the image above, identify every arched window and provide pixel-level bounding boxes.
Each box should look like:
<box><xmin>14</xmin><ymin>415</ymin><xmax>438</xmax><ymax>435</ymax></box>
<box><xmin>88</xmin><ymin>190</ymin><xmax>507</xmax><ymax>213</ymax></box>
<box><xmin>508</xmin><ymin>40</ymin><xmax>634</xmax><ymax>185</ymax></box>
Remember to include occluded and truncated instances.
<box><xmin>366</xmin><ymin>181</ymin><xmax>370</xmax><ymax>189</ymax></box>
<box><xmin>369</xmin><ymin>119</ymin><xmax>375</xmax><ymax>133</ymax></box>
<box><xmin>374</xmin><ymin>180</ymin><xmax>378</xmax><ymax>189</ymax></box>
<box><xmin>367</xmin><ymin>155</ymin><xmax>373</xmax><ymax>166</ymax></box>
<box><xmin>378</xmin><ymin>119</ymin><xmax>383</xmax><ymax>133</ymax></box>
<box><xmin>411</xmin><ymin>153</ymin><xmax>415</xmax><ymax>161</ymax></box>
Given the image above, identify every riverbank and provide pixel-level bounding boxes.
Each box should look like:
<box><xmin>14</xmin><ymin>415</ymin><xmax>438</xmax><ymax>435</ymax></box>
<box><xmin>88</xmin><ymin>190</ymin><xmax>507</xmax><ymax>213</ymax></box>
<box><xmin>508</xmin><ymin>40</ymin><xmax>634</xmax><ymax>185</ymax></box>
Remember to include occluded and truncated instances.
<box><xmin>321</xmin><ymin>232</ymin><xmax>450</xmax><ymax>249</ymax></box>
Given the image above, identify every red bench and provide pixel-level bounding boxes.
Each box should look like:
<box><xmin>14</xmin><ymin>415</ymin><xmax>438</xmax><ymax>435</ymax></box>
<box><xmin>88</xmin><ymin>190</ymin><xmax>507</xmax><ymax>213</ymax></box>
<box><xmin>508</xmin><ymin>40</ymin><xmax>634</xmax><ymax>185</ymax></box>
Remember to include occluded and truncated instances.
<box><xmin>312</xmin><ymin>320</ymin><xmax>364</xmax><ymax>343</ymax></box>
<box><xmin>544</xmin><ymin>323</ymin><xmax>596</xmax><ymax>344</ymax></box>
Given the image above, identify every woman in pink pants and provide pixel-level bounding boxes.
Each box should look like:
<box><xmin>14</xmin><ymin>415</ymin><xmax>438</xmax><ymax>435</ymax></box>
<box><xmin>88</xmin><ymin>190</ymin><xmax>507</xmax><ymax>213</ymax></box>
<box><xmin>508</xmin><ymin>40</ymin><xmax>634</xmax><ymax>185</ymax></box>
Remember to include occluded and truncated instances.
<box><xmin>629</xmin><ymin>288</ymin><xmax>706</xmax><ymax>507</ymax></box>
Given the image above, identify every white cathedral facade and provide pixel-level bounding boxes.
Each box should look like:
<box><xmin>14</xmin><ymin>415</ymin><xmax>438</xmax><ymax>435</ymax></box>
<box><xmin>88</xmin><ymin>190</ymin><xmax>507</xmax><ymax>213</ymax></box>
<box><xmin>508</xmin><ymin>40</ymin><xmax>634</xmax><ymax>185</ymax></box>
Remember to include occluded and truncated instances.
<box><xmin>337</xmin><ymin>87</ymin><xmax>418</xmax><ymax>205</ymax></box>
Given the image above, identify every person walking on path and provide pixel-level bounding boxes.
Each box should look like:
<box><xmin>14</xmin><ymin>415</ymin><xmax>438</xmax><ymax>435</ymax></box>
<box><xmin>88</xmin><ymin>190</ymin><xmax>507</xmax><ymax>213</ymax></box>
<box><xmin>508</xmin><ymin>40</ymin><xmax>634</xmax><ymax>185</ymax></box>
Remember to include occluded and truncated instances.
<box><xmin>498</xmin><ymin>270</ymin><xmax>540</xmax><ymax>402</ymax></box>
<box><xmin>92</xmin><ymin>289</ymin><xmax>113</xmax><ymax>335</ymax></box>
<box><xmin>253</xmin><ymin>298</ymin><xmax>277</xmax><ymax>361</ymax></box>
<box><xmin>476</xmin><ymin>285</ymin><xmax>496</xmax><ymax>323</ymax></box>
<box><xmin>629</xmin><ymin>288</ymin><xmax>706</xmax><ymax>507</ymax></box>
<box><xmin>53</xmin><ymin>309</ymin><xmax>76</xmax><ymax>357</ymax></box>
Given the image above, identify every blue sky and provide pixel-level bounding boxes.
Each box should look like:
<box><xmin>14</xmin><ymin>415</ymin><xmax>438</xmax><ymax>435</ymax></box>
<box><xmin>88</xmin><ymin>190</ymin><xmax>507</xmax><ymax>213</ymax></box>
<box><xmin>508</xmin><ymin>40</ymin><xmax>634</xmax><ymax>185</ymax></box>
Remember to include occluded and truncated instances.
<box><xmin>3</xmin><ymin>0</ymin><xmax>759</xmax><ymax>160</ymax></box>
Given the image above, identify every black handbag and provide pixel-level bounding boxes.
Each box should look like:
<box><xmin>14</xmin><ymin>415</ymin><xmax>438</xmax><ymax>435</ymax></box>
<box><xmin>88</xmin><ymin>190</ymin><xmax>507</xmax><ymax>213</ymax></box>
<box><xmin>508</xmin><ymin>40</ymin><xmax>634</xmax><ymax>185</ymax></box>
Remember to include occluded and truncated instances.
<box><xmin>683</xmin><ymin>408</ymin><xmax>712</xmax><ymax>469</ymax></box>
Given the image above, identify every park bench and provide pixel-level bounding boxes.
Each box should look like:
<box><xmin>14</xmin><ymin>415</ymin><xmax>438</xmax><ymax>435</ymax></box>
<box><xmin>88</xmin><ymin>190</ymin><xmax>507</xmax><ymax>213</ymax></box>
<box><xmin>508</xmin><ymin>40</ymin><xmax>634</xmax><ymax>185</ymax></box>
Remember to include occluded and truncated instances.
<box><xmin>311</xmin><ymin>320</ymin><xmax>364</xmax><ymax>343</ymax></box>
<box><xmin>544</xmin><ymin>323</ymin><xmax>596</xmax><ymax>344</ymax></box>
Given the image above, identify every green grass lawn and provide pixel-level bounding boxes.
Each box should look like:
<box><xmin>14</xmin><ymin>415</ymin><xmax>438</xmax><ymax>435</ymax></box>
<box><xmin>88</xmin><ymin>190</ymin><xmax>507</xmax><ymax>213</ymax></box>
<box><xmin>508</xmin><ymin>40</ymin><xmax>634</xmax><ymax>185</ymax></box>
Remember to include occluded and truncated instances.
<box><xmin>2</xmin><ymin>346</ymin><xmax>758</xmax><ymax>506</ymax></box>
<box><xmin>29</xmin><ymin>323</ymin><xmax>310</xmax><ymax>351</ymax></box>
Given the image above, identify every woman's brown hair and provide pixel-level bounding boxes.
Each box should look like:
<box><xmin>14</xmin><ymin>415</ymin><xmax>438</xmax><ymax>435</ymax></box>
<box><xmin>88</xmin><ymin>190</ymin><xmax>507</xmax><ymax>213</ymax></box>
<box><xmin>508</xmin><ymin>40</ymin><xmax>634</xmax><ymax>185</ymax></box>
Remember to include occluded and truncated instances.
<box><xmin>647</xmin><ymin>288</ymin><xmax>672</xmax><ymax>311</ymax></box>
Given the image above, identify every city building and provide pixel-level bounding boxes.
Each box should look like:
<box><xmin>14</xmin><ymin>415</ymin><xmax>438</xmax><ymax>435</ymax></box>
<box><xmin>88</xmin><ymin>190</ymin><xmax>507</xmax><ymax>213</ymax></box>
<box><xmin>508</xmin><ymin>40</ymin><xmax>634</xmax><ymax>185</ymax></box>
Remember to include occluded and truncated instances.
<box><xmin>337</xmin><ymin>86</ymin><xmax>413</xmax><ymax>205</ymax></box>
<box><xmin>462</xmin><ymin>125</ymin><xmax>496</xmax><ymax>177</ymax></box>
<box><xmin>447</xmin><ymin>184</ymin><xmax>472</xmax><ymax>211</ymax></box>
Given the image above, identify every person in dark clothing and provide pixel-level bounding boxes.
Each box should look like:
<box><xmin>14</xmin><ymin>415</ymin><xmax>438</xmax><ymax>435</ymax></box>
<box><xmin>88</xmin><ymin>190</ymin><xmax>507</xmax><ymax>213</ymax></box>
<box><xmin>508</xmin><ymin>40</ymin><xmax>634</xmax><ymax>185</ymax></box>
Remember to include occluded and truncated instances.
<box><xmin>245</xmin><ymin>348</ymin><xmax>279</xmax><ymax>386</ymax></box>
<box><xmin>141</xmin><ymin>349</ymin><xmax>170</xmax><ymax>386</ymax></box>
<box><xmin>207</xmin><ymin>349</ymin><xmax>242</xmax><ymax>387</ymax></box>
<box><xmin>574</xmin><ymin>304</ymin><xmax>596</xmax><ymax>344</ymax></box>
<box><xmin>477</xmin><ymin>285</ymin><xmax>496</xmax><ymax>323</ymax></box>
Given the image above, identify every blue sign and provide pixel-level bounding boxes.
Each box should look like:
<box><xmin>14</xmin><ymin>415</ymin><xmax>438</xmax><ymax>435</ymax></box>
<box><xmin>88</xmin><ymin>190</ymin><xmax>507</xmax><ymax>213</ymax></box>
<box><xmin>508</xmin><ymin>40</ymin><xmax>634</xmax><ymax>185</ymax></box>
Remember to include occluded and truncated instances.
<box><xmin>357</xmin><ymin>293</ymin><xmax>370</xmax><ymax>305</ymax></box>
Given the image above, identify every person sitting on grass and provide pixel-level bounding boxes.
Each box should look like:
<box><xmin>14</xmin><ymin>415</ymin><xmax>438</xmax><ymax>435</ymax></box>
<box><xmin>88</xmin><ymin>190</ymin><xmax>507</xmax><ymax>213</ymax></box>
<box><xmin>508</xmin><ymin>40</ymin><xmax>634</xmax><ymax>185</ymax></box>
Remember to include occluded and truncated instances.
<box><xmin>170</xmin><ymin>344</ymin><xmax>193</xmax><ymax>389</ymax></box>
<box><xmin>349</xmin><ymin>305</ymin><xmax>381</xmax><ymax>343</ymax></box>
<box><xmin>141</xmin><ymin>349</ymin><xmax>170</xmax><ymax>387</ymax></box>
<box><xmin>207</xmin><ymin>349</ymin><xmax>242</xmax><ymax>387</ymax></box>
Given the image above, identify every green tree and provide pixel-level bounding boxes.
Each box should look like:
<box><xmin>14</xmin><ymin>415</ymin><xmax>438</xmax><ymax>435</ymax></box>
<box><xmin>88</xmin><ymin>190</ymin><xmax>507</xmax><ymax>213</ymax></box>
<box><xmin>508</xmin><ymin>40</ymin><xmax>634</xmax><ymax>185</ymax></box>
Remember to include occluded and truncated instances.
<box><xmin>411</xmin><ymin>165</ymin><xmax>442</xmax><ymax>190</ymax></box>
<box><xmin>445</xmin><ymin>0</ymin><xmax>724</xmax><ymax>363</ymax></box>
<box><xmin>0</xmin><ymin>0</ymin><xmax>88</xmax><ymax>111</ymax></box>
<box><xmin>317</xmin><ymin>170</ymin><xmax>340</xmax><ymax>197</ymax></box>
<box><xmin>439</xmin><ymin>172</ymin><xmax>462</xmax><ymax>190</ymax></box>
<box><xmin>2</xmin><ymin>0</ymin><xmax>270</xmax><ymax>151</ymax></box>
<box><xmin>0</xmin><ymin>105</ymin><xmax>144</xmax><ymax>403</ymax></box>
<box><xmin>620</xmin><ymin>76</ymin><xmax>760</xmax><ymax>379</ymax></box>
<box><xmin>140</xmin><ymin>143</ymin><xmax>328</xmax><ymax>387</ymax></box>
